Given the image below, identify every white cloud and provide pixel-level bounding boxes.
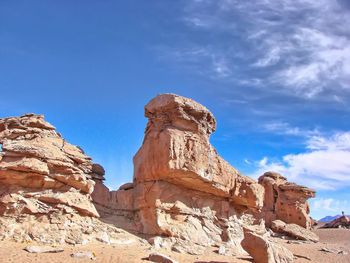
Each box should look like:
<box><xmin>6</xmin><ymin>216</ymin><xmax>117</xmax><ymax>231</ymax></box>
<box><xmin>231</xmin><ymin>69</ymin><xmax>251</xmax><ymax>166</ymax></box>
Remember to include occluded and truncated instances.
<box><xmin>168</xmin><ymin>0</ymin><xmax>350</xmax><ymax>100</ymax></box>
<box><xmin>250</xmin><ymin>131</ymin><xmax>350</xmax><ymax>191</ymax></box>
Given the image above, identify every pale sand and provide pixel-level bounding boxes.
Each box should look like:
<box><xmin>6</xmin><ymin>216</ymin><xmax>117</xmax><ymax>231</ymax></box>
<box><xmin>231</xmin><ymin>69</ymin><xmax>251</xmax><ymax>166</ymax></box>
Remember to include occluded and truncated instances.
<box><xmin>0</xmin><ymin>227</ymin><xmax>349</xmax><ymax>263</ymax></box>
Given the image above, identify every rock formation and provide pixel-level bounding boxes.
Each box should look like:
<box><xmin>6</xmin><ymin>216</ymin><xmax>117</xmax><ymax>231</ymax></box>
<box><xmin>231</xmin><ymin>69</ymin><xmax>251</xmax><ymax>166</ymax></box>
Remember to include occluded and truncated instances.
<box><xmin>321</xmin><ymin>215</ymin><xmax>350</xmax><ymax>228</ymax></box>
<box><xmin>258</xmin><ymin>171</ymin><xmax>316</xmax><ymax>229</ymax></box>
<box><xmin>0</xmin><ymin>114</ymin><xmax>133</xmax><ymax>244</ymax></box>
<box><xmin>90</xmin><ymin>94</ymin><xmax>317</xmax><ymax>257</ymax></box>
<box><xmin>128</xmin><ymin>93</ymin><xmax>265</xmax><ymax>253</ymax></box>
<box><xmin>0</xmin><ymin>94</ymin><xmax>318</xmax><ymax>261</ymax></box>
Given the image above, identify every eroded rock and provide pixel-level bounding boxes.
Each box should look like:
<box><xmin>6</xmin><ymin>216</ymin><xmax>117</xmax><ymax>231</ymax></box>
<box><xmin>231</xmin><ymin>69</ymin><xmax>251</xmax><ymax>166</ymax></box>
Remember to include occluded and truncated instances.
<box><xmin>0</xmin><ymin>114</ymin><xmax>135</xmax><ymax>244</ymax></box>
<box><xmin>271</xmin><ymin>220</ymin><xmax>319</xmax><ymax>243</ymax></box>
<box><xmin>258</xmin><ymin>171</ymin><xmax>315</xmax><ymax>229</ymax></box>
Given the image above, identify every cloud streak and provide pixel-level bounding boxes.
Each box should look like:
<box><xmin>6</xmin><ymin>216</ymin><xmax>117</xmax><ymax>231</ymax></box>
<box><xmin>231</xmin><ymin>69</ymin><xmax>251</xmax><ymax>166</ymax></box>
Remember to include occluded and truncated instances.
<box><xmin>162</xmin><ymin>0</ymin><xmax>350</xmax><ymax>102</ymax></box>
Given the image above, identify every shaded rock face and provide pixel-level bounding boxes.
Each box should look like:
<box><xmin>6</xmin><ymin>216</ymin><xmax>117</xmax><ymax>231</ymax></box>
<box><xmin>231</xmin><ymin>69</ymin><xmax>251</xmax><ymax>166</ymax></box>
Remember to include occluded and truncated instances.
<box><xmin>258</xmin><ymin>172</ymin><xmax>315</xmax><ymax>229</ymax></box>
<box><xmin>129</xmin><ymin>94</ymin><xmax>265</xmax><ymax>252</ymax></box>
<box><xmin>0</xmin><ymin>114</ymin><xmax>125</xmax><ymax>244</ymax></box>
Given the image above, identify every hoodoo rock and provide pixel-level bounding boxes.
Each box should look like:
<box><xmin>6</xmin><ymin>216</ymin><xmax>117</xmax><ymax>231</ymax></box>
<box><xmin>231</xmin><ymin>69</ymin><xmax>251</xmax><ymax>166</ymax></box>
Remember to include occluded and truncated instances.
<box><xmin>0</xmin><ymin>114</ymin><xmax>132</xmax><ymax>244</ymax></box>
<box><xmin>129</xmin><ymin>94</ymin><xmax>265</xmax><ymax>252</ymax></box>
<box><xmin>258</xmin><ymin>171</ymin><xmax>316</xmax><ymax>229</ymax></box>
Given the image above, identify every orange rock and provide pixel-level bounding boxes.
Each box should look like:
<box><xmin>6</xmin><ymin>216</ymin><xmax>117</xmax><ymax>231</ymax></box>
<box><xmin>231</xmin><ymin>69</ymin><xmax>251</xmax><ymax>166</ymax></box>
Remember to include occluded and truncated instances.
<box><xmin>131</xmin><ymin>94</ymin><xmax>264</xmax><ymax>253</ymax></box>
<box><xmin>258</xmin><ymin>171</ymin><xmax>315</xmax><ymax>229</ymax></box>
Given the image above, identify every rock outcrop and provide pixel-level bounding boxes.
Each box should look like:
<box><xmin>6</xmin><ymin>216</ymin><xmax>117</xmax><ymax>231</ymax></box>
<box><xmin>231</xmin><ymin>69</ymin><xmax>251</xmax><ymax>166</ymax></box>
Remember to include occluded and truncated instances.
<box><xmin>0</xmin><ymin>114</ymin><xmax>133</xmax><ymax>244</ymax></box>
<box><xmin>0</xmin><ymin>94</ymin><xmax>318</xmax><ymax>260</ymax></box>
<box><xmin>321</xmin><ymin>215</ymin><xmax>350</xmax><ymax>228</ymax></box>
<box><xmin>126</xmin><ymin>94</ymin><xmax>264</xmax><ymax>253</ymax></box>
<box><xmin>258</xmin><ymin>172</ymin><xmax>316</xmax><ymax>229</ymax></box>
<box><xmin>90</xmin><ymin>94</ymin><xmax>317</xmax><ymax>256</ymax></box>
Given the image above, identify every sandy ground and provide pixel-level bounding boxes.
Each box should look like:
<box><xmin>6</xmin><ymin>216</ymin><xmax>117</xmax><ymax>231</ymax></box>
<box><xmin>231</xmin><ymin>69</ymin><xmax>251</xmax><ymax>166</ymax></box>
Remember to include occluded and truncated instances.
<box><xmin>0</xmin><ymin>226</ymin><xmax>349</xmax><ymax>263</ymax></box>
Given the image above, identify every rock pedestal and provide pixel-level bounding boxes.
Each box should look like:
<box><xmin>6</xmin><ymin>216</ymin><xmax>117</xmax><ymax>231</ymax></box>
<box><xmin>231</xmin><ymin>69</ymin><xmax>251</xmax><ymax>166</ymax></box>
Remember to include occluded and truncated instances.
<box><xmin>130</xmin><ymin>94</ymin><xmax>265</xmax><ymax>252</ymax></box>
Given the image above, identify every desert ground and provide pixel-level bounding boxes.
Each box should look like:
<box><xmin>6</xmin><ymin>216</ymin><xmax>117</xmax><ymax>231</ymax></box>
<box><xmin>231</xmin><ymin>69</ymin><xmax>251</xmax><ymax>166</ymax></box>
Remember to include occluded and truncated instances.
<box><xmin>0</xmin><ymin>225</ymin><xmax>349</xmax><ymax>263</ymax></box>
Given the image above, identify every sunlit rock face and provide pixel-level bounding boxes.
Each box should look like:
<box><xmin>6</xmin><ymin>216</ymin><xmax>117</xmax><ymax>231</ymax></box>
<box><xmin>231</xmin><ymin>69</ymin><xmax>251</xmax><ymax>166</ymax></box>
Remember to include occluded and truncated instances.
<box><xmin>0</xmin><ymin>114</ymin><xmax>124</xmax><ymax>244</ymax></box>
<box><xmin>130</xmin><ymin>94</ymin><xmax>265</xmax><ymax>252</ymax></box>
<box><xmin>258</xmin><ymin>171</ymin><xmax>316</xmax><ymax>229</ymax></box>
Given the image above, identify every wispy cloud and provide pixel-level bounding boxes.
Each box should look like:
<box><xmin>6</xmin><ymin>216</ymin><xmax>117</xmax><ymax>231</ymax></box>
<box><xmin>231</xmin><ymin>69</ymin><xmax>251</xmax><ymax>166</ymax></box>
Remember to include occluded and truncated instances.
<box><xmin>262</xmin><ymin>121</ymin><xmax>320</xmax><ymax>137</ymax></box>
<box><xmin>249</xmin><ymin>131</ymin><xmax>350</xmax><ymax>190</ymax></box>
<box><xmin>161</xmin><ymin>0</ymin><xmax>350</xmax><ymax>102</ymax></box>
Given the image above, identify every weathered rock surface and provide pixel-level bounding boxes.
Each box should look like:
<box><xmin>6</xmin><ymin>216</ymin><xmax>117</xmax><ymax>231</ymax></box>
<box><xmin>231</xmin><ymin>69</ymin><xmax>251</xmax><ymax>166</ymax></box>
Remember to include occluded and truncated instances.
<box><xmin>258</xmin><ymin>172</ymin><xmax>315</xmax><ymax>229</ymax></box>
<box><xmin>24</xmin><ymin>245</ymin><xmax>64</xmax><ymax>253</ymax></box>
<box><xmin>149</xmin><ymin>252</ymin><xmax>178</xmax><ymax>263</ymax></box>
<box><xmin>241</xmin><ymin>231</ymin><xmax>294</xmax><ymax>263</ymax></box>
<box><xmin>0</xmin><ymin>114</ymin><xmax>135</xmax><ymax>244</ymax></box>
<box><xmin>271</xmin><ymin>220</ymin><xmax>319</xmax><ymax>243</ymax></box>
<box><xmin>91</xmin><ymin>94</ymin><xmax>317</xmax><ymax>256</ymax></box>
<box><xmin>129</xmin><ymin>94</ymin><xmax>266</xmax><ymax>253</ymax></box>
<box><xmin>321</xmin><ymin>215</ymin><xmax>350</xmax><ymax>228</ymax></box>
<box><xmin>134</xmin><ymin>94</ymin><xmax>264</xmax><ymax>210</ymax></box>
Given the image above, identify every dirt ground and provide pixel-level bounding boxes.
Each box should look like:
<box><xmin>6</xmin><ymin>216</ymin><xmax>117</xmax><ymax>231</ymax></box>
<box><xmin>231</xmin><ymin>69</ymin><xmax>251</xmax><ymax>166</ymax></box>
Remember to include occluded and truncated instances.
<box><xmin>0</xmin><ymin>226</ymin><xmax>349</xmax><ymax>263</ymax></box>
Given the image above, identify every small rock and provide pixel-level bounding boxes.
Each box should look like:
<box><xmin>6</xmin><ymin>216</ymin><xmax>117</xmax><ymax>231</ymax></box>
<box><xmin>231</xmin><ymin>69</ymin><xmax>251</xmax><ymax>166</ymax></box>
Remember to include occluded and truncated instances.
<box><xmin>149</xmin><ymin>253</ymin><xmax>178</xmax><ymax>263</ymax></box>
<box><xmin>96</xmin><ymin>232</ymin><xmax>110</xmax><ymax>244</ymax></box>
<box><xmin>24</xmin><ymin>245</ymin><xmax>64</xmax><ymax>253</ymax></box>
<box><xmin>218</xmin><ymin>245</ymin><xmax>226</xmax><ymax>255</ymax></box>
<box><xmin>71</xmin><ymin>251</ymin><xmax>96</xmax><ymax>260</ymax></box>
<box><xmin>172</xmin><ymin>245</ymin><xmax>185</xmax><ymax>253</ymax></box>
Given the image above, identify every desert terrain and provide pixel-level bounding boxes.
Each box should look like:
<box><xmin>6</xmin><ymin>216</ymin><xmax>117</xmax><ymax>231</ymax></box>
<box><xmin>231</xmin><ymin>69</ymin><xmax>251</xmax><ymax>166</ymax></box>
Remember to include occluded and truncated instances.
<box><xmin>0</xmin><ymin>224</ymin><xmax>349</xmax><ymax>263</ymax></box>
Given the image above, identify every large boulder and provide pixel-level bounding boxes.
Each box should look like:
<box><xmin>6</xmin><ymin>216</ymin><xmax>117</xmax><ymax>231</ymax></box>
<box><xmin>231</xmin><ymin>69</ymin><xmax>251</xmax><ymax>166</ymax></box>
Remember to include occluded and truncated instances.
<box><xmin>241</xmin><ymin>231</ymin><xmax>294</xmax><ymax>263</ymax></box>
<box><xmin>258</xmin><ymin>172</ymin><xmax>315</xmax><ymax>229</ymax></box>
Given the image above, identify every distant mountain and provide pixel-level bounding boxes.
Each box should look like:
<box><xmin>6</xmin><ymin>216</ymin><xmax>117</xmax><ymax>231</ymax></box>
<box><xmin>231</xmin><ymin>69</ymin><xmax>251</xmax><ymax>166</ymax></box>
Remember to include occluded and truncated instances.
<box><xmin>319</xmin><ymin>215</ymin><xmax>350</xmax><ymax>222</ymax></box>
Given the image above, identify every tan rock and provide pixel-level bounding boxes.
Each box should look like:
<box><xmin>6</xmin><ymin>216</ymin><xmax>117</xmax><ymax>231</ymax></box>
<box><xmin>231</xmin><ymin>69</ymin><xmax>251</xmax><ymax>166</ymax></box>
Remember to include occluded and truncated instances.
<box><xmin>0</xmin><ymin>114</ymin><xmax>131</xmax><ymax>245</ymax></box>
<box><xmin>134</xmin><ymin>94</ymin><xmax>264</xmax><ymax>210</ymax></box>
<box><xmin>271</xmin><ymin>220</ymin><xmax>319</xmax><ymax>242</ymax></box>
<box><xmin>241</xmin><ymin>231</ymin><xmax>294</xmax><ymax>263</ymax></box>
<box><xmin>129</xmin><ymin>94</ymin><xmax>265</xmax><ymax>254</ymax></box>
<box><xmin>258</xmin><ymin>171</ymin><xmax>315</xmax><ymax>229</ymax></box>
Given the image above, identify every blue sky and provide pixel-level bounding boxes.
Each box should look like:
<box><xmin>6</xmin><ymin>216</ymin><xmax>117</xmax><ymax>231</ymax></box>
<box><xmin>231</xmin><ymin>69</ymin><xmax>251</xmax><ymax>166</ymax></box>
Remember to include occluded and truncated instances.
<box><xmin>1</xmin><ymin>0</ymin><xmax>350</xmax><ymax>220</ymax></box>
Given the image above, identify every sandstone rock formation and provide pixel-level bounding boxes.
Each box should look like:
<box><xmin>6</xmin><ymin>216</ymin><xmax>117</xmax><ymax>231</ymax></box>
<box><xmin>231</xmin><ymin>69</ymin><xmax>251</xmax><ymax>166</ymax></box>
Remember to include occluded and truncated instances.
<box><xmin>89</xmin><ymin>94</ymin><xmax>317</xmax><ymax>257</ymax></box>
<box><xmin>127</xmin><ymin>94</ymin><xmax>266</xmax><ymax>253</ymax></box>
<box><xmin>0</xmin><ymin>94</ymin><xmax>318</xmax><ymax>261</ymax></box>
<box><xmin>0</xmin><ymin>114</ymin><xmax>134</xmax><ymax>244</ymax></box>
<box><xmin>258</xmin><ymin>172</ymin><xmax>315</xmax><ymax>229</ymax></box>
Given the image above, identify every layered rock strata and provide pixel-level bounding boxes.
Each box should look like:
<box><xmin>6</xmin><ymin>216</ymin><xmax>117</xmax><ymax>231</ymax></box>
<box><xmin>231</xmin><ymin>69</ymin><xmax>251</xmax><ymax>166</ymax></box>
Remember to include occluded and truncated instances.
<box><xmin>128</xmin><ymin>94</ymin><xmax>264</xmax><ymax>252</ymax></box>
<box><xmin>258</xmin><ymin>172</ymin><xmax>316</xmax><ymax>229</ymax></box>
<box><xmin>0</xmin><ymin>114</ymin><xmax>131</xmax><ymax>244</ymax></box>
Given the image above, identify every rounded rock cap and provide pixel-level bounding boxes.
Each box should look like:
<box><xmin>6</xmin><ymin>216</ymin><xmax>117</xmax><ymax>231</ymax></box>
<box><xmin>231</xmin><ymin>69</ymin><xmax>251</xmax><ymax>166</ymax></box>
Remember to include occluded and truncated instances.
<box><xmin>145</xmin><ymin>93</ymin><xmax>217</xmax><ymax>136</ymax></box>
